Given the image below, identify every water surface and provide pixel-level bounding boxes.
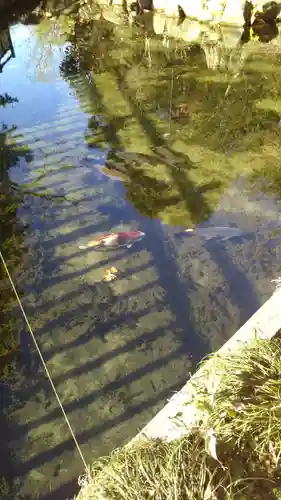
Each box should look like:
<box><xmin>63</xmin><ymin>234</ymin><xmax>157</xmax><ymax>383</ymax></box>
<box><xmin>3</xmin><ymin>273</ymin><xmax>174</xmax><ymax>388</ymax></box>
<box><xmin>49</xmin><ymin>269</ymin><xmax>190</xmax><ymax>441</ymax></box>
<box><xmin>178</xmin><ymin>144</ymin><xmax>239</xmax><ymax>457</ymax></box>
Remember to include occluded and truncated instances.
<box><xmin>1</xmin><ymin>7</ymin><xmax>281</xmax><ymax>499</ymax></box>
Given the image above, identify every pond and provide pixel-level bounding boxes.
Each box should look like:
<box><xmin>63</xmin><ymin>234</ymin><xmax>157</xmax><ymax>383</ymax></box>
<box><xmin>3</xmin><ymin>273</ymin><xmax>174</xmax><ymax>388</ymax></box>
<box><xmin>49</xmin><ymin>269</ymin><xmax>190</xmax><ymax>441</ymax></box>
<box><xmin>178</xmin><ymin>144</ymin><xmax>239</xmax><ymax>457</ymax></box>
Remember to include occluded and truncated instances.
<box><xmin>1</xmin><ymin>2</ymin><xmax>281</xmax><ymax>499</ymax></box>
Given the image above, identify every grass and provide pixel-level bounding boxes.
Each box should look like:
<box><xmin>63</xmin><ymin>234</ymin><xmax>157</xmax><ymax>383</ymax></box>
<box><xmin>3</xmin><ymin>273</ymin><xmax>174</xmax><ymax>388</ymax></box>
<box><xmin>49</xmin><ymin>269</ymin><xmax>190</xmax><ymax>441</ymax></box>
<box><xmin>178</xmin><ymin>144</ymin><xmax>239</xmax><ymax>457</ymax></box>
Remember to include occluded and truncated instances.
<box><xmin>78</xmin><ymin>433</ymin><xmax>234</xmax><ymax>500</ymax></box>
<box><xmin>77</xmin><ymin>337</ymin><xmax>281</xmax><ymax>499</ymax></box>
<box><xmin>194</xmin><ymin>339</ymin><xmax>281</xmax><ymax>462</ymax></box>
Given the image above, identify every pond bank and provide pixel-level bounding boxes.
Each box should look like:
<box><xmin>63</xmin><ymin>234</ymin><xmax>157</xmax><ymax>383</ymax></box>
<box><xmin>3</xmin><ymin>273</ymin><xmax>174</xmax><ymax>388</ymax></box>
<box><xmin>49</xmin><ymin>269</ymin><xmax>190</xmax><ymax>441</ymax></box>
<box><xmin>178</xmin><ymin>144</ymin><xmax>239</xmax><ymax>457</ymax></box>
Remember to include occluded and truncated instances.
<box><xmin>77</xmin><ymin>282</ymin><xmax>281</xmax><ymax>499</ymax></box>
<box><xmin>135</xmin><ymin>280</ymin><xmax>281</xmax><ymax>443</ymax></box>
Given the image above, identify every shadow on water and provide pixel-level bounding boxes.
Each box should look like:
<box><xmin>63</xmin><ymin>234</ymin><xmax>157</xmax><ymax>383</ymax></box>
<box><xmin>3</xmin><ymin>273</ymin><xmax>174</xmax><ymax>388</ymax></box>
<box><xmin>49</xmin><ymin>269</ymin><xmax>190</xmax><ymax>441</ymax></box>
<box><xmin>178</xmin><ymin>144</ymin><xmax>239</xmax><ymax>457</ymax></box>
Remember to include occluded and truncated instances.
<box><xmin>140</xmin><ymin>220</ymin><xmax>208</xmax><ymax>361</ymax></box>
<box><xmin>27</xmin><ymin>260</ymin><xmax>152</xmax><ymax>321</ymax></box>
<box><xmin>33</xmin><ymin>282</ymin><xmax>160</xmax><ymax>346</ymax></box>
<box><xmin>205</xmin><ymin>239</ymin><xmax>261</xmax><ymax>325</ymax></box>
<box><xmin>43</xmin><ymin>323</ymin><xmax>178</xmax><ymax>390</ymax></box>
<box><xmin>39</xmin><ymin>478</ymin><xmax>80</xmax><ymax>500</ymax></box>
<box><xmin>2</xmin><ymin>1</ymin><xmax>281</xmax><ymax>499</ymax></box>
<box><xmin>17</xmin><ymin>378</ymin><xmax>187</xmax><ymax>476</ymax></box>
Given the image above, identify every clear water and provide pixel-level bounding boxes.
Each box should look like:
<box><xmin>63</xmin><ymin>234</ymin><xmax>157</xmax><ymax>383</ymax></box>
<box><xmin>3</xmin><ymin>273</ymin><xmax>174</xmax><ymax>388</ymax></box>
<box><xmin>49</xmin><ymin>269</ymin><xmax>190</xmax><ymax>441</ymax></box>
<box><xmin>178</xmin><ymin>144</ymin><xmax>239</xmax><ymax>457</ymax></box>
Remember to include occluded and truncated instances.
<box><xmin>1</xmin><ymin>7</ymin><xmax>281</xmax><ymax>499</ymax></box>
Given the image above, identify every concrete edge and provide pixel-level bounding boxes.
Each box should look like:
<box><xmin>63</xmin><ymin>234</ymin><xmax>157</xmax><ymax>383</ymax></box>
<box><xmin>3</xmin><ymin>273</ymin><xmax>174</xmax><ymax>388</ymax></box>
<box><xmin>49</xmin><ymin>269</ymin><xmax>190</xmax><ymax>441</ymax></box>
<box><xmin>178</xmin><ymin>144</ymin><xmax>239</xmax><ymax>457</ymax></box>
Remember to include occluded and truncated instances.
<box><xmin>132</xmin><ymin>286</ymin><xmax>281</xmax><ymax>443</ymax></box>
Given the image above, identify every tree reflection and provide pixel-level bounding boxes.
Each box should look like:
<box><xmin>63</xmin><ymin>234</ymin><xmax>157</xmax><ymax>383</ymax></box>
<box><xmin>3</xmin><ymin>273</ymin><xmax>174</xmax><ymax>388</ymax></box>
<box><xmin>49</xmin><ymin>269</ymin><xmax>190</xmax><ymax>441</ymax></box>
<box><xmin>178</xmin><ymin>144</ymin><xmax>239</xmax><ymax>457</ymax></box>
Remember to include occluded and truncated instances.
<box><xmin>0</xmin><ymin>94</ymin><xmax>32</xmax><ymax>358</ymax></box>
<box><xmin>248</xmin><ymin>144</ymin><xmax>281</xmax><ymax>200</ymax></box>
<box><xmin>27</xmin><ymin>14</ymin><xmax>76</xmax><ymax>80</ymax></box>
<box><xmin>125</xmin><ymin>171</ymin><xmax>180</xmax><ymax>219</ymax></box>
<box><xmin>57</xmin><ymin>12</ymin><xmax>224</xmax><ymax>226</ymax></box>
<box><xmin>37</xmin><ymin>0</ymin><xmax>281</xmax><ymax>227</ymax></box>
<box><xmin>0</xmin><ymin>94</ymin><xmax>18</xmax><ymax>107</ymax></box>
<box><xmin>0</xmin><ymin>91</ymin><xmax>70</xmax><ymax>367</ymax></box>
<box><xmin>0</xmin><ymin>94</ymin><xmax>28</xmax><ymax>365</ymax></box>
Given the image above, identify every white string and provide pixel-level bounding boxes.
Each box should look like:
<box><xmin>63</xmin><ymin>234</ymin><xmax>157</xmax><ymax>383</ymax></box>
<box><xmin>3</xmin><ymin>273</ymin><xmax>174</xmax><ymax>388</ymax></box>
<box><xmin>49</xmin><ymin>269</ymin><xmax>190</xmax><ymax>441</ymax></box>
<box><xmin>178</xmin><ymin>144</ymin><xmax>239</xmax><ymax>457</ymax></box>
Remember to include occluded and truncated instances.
<box><xmin>0</xmin><ymin>250</ymin><xmax>89</xmax><ymax>473</ymax></box>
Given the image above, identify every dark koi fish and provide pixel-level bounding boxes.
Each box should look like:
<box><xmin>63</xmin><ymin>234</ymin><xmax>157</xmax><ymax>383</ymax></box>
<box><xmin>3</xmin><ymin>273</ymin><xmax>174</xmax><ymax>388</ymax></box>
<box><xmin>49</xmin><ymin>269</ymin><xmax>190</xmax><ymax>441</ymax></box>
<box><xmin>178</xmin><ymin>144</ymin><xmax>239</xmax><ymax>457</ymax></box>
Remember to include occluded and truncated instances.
<box><xmin>79</xmin><ymin>231</ymin><xmax>145</xmax><ymax>250</ymax></box>
<box><xmin>184</xmin><ymin>226</ymin><xmax>244</xmax><ymax>241</ymax></box>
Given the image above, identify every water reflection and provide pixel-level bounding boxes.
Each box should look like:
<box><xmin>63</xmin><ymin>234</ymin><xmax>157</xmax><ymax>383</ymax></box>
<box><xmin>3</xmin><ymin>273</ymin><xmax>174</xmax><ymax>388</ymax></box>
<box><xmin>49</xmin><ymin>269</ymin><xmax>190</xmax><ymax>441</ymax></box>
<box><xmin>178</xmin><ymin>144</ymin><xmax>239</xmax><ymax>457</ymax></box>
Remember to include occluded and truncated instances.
<box><xmin>0</xmin><ymin>27</ymin><xmax>15</xmax><ymax>72</ymax></box>
<box><xmin>0</xmin><ymin>93</ymin><xmax>30</xmax><ymax>499</ymax></box>
<box><xmin>1</xmin><ymin>1</ymin><xmax>281</xmax><ymax>499</ymax></box>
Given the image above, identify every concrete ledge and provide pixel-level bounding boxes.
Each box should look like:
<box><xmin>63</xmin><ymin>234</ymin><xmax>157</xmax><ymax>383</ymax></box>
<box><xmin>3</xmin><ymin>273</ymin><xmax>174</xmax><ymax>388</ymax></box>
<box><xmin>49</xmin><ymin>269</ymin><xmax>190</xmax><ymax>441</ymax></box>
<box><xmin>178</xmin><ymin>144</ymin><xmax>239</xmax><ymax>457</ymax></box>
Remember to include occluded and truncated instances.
<box><xmin>134</xmin><ymin>286</ymin><xmax>281</xmax><ymax>443</ymax></box>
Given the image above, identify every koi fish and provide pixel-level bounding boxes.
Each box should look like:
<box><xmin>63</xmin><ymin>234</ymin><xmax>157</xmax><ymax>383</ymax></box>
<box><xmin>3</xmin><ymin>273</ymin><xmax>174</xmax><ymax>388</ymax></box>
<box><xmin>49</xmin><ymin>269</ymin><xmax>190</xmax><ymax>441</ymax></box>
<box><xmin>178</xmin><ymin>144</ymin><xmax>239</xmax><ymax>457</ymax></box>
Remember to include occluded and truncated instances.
<box><xmin>78</xmin><ymin>231</ymin><xmax>145</xmax><ymax>250</ymax></box>
<box><xmin>184</xmin><ymin>226</ymin><xmax>245</xmax><ymax>241</ymax></box>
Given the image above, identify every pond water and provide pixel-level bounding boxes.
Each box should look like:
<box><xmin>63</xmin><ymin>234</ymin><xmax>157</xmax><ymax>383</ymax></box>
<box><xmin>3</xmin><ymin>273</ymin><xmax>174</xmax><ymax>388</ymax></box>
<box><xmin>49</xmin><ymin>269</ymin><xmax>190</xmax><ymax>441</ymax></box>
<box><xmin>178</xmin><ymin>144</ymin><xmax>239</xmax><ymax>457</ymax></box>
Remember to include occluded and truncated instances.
<box><xmin>1</xmin><ymin>4</ymin><xmax>281</xmax><ymax>499</ymax></box>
